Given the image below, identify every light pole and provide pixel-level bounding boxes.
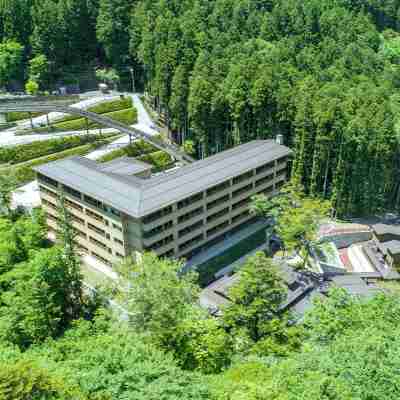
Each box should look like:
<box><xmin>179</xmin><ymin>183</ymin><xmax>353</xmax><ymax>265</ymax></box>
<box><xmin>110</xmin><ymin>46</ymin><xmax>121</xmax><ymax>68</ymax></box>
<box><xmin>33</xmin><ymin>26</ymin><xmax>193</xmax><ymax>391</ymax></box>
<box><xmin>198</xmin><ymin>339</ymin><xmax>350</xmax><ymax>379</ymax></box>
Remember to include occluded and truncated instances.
<box><xmin>129</xmin><ymin>67</ymin><xmax>135</xmax><ymax>93</ymax></box>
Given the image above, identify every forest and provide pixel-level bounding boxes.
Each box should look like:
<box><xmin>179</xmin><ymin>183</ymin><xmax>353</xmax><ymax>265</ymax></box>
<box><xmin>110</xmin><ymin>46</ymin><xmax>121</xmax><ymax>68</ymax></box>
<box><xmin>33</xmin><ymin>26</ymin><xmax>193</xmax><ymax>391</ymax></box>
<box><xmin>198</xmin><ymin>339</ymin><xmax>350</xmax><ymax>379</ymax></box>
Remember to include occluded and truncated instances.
<box><xmin>1</xmin><ymin>0</ymin><xmax>400</xmax><ymax>216</ymax></box>
<box><xmin>2</xmin><ymin>203</ymin><xmax>400</xmax><ymax>399</ymax></box>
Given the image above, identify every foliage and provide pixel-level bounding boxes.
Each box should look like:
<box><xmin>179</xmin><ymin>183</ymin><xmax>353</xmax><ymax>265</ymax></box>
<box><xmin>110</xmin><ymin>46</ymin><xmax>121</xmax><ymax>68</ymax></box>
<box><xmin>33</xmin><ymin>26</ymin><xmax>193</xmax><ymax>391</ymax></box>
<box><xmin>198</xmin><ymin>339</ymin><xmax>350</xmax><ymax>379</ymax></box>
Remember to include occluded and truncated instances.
<box><xmin>96</xmin><ymin>0</ymin><xmax>132</xmax><ymax>66</ymax></box>
<box><xmin>115</xmin><ymin>253</ymin><xmax>200</xmax><ymax>346</ymax></box>
<box><xmin>6</xmin><ymin>111</ymin><xmax>42</xmax><ymax>123</ymax></box>
<box><xmin>196</xmin><ymin>228</ymin><xmax>267</xmax><ymax>287</ymax></box>
<box><xmin>0</xmin><ymin>360</ymin><xmax>84</xmax><ymax>400</ymax></box>
<box><xmin>0</xmin><ymin>316</ymin><xmax>212</xmax><ymax>400</ymax></box>
<box><xmin>0</xmin><ymin>40</ymin><xmax>23</xmax><ymax>87</ymax></box>
<box><xmin>128</xmin><ymin>0</ymin><xmax>400</xmax><ymax>216</ymax></box>
<box><xmin>97</xmin><ymin>139</ymin><xmax>157</xmax><ymax>162</ymax></box>
<box><xmin>25</xmin><ymin>80</ymin><xmax>39</xmax><ymax>95</ymax></box>
<box><xmin>86</xmin><ymin>96</ymin><xmax>132</xmax><ymax>114</ymax></box>
<box><xmin>251</xmin><ymin>182</ymin><xmax>331</xmax><ymax>261</ymax></box>
<box><xmin>174</xmin><ymin>314</ymin><xmax>233</xmax><ymax>374</ymax></box>
<box><xmin>56</xmin><ymin>193</ymin><xmax>84</xmax><ymax>321</ymax></box>
<box><xmin>95</xmin><ymin>68</ymin><xmax>120</xmax><ymax>87</ymax></box>
<box><xmin>33</xmin><ymin>107</ymin><xmax>137</xmax><ymax>133</ymax></box>
<box><xmin>212</xmin><ymin>292</ymin><xmax>400</xmax><ymax>400</ymax></box>
<box><xmin>0</xmin><ymin>172</ymin><xmax>17</xmax><ymax>215</ymax></box>
<box><xmin>222</xmin><ymin>253</ymin><xmax>288</xmax><ymax>344</ymax></box>
<box><xmin>182</xmin><ymin>140</ymin><xmax>196</xmax><ymax>156</ymax></box>
<box><xmin>0</xmin><ymin>134</ymin><xmax>121</xmax><ymax>186</ymax></box>
<box><xmin>138</xmin><ymin>150</ymin><xmax>174</xmax><ymax>171</ymax></box>
<box><xmin>0</xmin><ymin>134</ymin><xmax>112</xmax><ymax>165</ymax></box>
<box><xmin>28</xmin><ymin>54</ymin><xmax>50</xmax><ymax>88</ymax></box>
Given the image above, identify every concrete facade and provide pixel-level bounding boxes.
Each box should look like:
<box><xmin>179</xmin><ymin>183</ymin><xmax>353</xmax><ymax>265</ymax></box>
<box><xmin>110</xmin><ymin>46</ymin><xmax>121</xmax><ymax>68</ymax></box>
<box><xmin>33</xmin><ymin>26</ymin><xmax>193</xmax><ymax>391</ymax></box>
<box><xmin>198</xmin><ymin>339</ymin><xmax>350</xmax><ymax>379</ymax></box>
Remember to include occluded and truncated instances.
<box><xmin>36</xmin><ymin>140</ymin><xmax>291</xmax><ymax>266</ymax></box>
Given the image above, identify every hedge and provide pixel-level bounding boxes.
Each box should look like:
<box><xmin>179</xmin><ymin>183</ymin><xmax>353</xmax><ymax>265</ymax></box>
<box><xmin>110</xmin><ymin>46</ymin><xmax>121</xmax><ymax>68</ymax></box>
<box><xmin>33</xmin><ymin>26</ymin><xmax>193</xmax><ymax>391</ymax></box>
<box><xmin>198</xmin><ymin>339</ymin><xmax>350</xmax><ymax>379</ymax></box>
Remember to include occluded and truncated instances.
<box><xmin>138</xmin><ymin>150</ymin><xmax>174</xmax><ymax>172</ymax></box>
<box><xmin>0</xmin><ymin>133</ymin><xmax>116</xmax><ymax>165</ymax></box>
<box><xmin>6</xmin><ymin>111</ymin><xmax>42</xmax><ymax>122</ymax></box>
<box><xmin>32</xmin><ymin>107</ymin><xmax>137</xmax><ymax>133</ymax></box>
<box><xmin>87</xmin><ymin>96</ymin><xmax>132</xmax><ymax>114</ymax></box>
<box><xmin>98</xmin><ymin>139</ymin><xmax>158</xmax><ymax>163</ymax></box>
<box><xmin>0</xmin><ymin>135</ymin><xmax>122</xmax><ymax>186</ymax></box>
<box><xmin>51</xmin><ymin>96</ymin><xmax>134</xmax><ymax>125</ymax></box>
<box><xmin>98</xmin><ymin>140</ymin><xmax>174</xmax><ymax>172</ymax></box>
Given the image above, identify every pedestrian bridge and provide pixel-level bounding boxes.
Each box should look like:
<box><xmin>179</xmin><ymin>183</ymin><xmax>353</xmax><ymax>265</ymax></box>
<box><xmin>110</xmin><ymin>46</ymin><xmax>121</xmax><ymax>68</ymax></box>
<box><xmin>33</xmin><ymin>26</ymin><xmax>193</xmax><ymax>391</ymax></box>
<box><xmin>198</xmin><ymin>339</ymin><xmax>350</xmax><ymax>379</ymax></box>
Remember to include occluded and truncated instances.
<box><xmin>0</xmin><ymin>99</ymin><xmax>195</xmax><ymax>164</ymax></box>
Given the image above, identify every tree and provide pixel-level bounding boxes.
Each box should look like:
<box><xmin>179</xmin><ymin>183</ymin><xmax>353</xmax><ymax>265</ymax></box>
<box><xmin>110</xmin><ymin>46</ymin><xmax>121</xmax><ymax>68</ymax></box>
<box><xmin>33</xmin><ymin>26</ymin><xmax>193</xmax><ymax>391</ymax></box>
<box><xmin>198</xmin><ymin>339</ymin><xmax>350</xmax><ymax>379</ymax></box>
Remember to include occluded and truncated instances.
<box><xmin>0</xmin><ymin>40</ymin><xmax>23</xmax><ymax>87</ymax></box>
<box><xmin>96</xmin><ymin>0</ymin><xmax>133</xmax><ymax>66</ymax></box>
<box><xmin>213</xmin><ymin>292</ymin><xmax>400</xmax><ymax>400</ymax></box>
<box><xmin>0</xmin><ymin>226</ymin><xmax>27</xmax><ymax>274</ymax></box>
<box><xmin>56</xmin><ymin>192</ymin><xmax>84</xmax><ymax>321</ymax></box>
<box><xmin>95</xmin><ymin>68</ymin><xmax>120</xmax><ymax>89</ymax></box>
<box><xmin>28</xmin><ymin>54</ymin><xmax>50</xmax><ymax>88</ymax></box>
<box><xmin>0</xmin><ymin>173</ymin><xmax>17</xmax><ymax>216</ymax></box>
<box><xmin>174</xmin><ymin>314</ymin><xmax>233</xmax><ymax>374</ymax></box>
<box><xmin>0</xmin><ymin>315</ymin><xmax>211</xmax><ymax>400</ymax></box>
<box><xmin>0</xmin><ymin>360</ymin><xmax>84</xmax><ymax>400</ymax></box>
<box><xmin>222</xmin><ymin>252</ymin><xmax>287</xmax><ymax>343</ymax></box>
<box><xmin>25</xmin><ymin>79</ymin><xmax>39</xmax><ymax>95</ymax></box>
<box><xmin>251</xmin><ymin>182</ymin><xmax>331</xmax><ymax>263</ymax></box>
<box><xmin>115</xmin><ymin>252</ymin><xmax>200</xmax><ymax>347</ymax></box>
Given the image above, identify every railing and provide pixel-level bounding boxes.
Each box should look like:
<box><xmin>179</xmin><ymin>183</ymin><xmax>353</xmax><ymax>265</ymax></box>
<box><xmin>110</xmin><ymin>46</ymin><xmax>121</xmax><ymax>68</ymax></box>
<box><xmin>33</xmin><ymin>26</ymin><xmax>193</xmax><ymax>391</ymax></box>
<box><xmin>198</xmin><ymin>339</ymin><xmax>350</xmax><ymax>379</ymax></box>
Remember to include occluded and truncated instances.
<box><xmin>0</xmin><ymin>101</ymin><xmax>195</xmax><ymax>164</ymax></box>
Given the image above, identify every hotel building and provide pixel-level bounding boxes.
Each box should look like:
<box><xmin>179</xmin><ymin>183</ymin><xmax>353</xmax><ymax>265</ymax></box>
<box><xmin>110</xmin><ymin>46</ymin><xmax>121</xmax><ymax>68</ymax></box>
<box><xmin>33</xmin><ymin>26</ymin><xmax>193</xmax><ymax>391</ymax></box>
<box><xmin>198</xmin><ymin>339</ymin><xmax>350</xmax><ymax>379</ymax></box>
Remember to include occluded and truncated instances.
<box><xmin>34</xmin><ymin>140</ymin><xmax>291</xmax><ymax>266</ymax></box>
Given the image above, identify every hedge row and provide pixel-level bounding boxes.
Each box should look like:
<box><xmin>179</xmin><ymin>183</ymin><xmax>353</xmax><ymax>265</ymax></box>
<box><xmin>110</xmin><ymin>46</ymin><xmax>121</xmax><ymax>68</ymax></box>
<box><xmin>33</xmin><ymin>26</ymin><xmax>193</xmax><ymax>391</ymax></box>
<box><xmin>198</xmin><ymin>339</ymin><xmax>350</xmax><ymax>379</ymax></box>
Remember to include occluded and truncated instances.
<box><xmin>6</xmin><ymin>111</ymin><xmax>42</xmax><ymax>122</ymax></box>
<box><xmin>32</xmin><ymin>107</ymin><xmax>137</xmax><ymax>133</ymax></box>
<box><xmin>52</xmin><ymin>96</ymin><xmax>134</xmax><ymax>125</ymax></box>
<box><xmin>1</xmin><ymin>135</ymin><xmax>121</xmax><ymax>186</ymax></box>
<box><xmin>0</xmin><ymin>133</ymin><xmax>116</xmax><ymax>165</ymax></box>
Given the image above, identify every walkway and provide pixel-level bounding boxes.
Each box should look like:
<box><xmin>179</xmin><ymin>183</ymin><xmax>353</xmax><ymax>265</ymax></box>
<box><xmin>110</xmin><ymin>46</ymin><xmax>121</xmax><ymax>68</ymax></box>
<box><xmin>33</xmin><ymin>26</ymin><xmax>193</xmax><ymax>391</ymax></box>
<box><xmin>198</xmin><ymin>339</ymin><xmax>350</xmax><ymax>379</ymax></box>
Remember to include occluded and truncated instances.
<box><xmin>0</xmin><ymin>94</ymin><xmax>194</xmax><ymax>163</ymax></box>
<box><xmin>0</xmin><ymin>95</ymin><xmax>120</xmax><ymax>147</ymax></box>
<box><xmin>11</xmin><ymin>93</ymin><xmax>158</xmax><ymax>209</ymax></box>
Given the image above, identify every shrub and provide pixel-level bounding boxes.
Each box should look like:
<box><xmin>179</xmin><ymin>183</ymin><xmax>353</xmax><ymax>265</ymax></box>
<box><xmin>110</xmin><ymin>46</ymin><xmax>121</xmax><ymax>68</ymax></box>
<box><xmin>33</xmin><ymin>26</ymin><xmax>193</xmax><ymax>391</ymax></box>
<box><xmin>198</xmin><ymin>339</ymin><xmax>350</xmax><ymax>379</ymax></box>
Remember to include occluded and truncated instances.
<box><xmin>88</xmin><ymin>96</ymin><xmax>132</xmax><ymax>114</ymax></box>
<box><xmin>138</xmin><ymin>150</ymin><xmax>174</xmax><ymax>172</ymax></box>
<box><xmin>98</xmin><ymin>140</ymin><xmax>159</xmax><ymax>163</ymax></box>
<box><xmin>25</xmin><ymin>80</ymin><xmax>39</xmax><ymax>95</ymax></box>
<box><xmin>0</xmin><ymin>133</ymin><xmax>116</xmax><ymax>165</ymax></box>
<box><xmin>6</xmin><ymin>112</ymin><xmax>42</xmax><ymax>123</ymax></box>
<box><xmin>32</xmin><ymin>107</ymin><xmax>138</xmax><ymax>133</ymax></box>
<box><xmin>52</xmin><ymin>96</ymin><xmax>134</xmax><ymax>125</ymax></box>
<box><xmin>0</xmin><ymin>134</ymin><xmax>122</xmax><ymax>186</ymax></box>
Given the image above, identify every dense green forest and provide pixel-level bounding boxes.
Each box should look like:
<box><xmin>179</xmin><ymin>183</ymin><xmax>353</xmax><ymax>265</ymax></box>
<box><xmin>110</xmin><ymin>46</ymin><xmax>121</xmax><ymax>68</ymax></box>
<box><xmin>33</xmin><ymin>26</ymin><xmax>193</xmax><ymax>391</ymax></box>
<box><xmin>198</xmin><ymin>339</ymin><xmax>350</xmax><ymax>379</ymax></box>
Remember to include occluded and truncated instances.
<box><xmin>2</xmin><ymin>210</ymin><xmax>400</xmax><ymax>399</ymax></box>
<box><xmin>1</xmin><ymin>0</ymin><xmax>400</xmax><ymax>214</ymax></box>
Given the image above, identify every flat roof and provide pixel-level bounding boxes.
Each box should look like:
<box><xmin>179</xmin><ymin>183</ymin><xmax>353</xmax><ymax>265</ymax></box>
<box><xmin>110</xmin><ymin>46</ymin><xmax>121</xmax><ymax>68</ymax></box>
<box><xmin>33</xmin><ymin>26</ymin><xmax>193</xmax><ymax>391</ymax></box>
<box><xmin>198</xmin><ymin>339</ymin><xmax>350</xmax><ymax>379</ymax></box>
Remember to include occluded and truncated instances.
<box><xmin>100</xmin><ymin>157</ymin><xmax>152</xmax><ymax>176</ymax></box>
<box><xmin>373</xmin><ymin>223</ymin><xmax>400</xmax><ymax>237</ymax></box>
<box><xmin>34</xmin><ymin>140</ymin><xmax>292</xmax><ymax>218</ymax></box>
<box><xmin>379</xmin><ymin>240</ymin><xmax>400</xmax><ymax>256</ymax></box>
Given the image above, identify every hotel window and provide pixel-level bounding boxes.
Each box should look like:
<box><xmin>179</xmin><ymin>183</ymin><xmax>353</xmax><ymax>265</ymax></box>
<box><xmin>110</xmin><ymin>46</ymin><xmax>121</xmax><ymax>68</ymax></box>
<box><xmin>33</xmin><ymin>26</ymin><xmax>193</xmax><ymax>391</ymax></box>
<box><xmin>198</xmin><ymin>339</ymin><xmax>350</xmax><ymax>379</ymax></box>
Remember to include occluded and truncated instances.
<box><xmin>63</xmin><ymin>185</ymin><xmax>81</xmax><ymax>199</ymax></box>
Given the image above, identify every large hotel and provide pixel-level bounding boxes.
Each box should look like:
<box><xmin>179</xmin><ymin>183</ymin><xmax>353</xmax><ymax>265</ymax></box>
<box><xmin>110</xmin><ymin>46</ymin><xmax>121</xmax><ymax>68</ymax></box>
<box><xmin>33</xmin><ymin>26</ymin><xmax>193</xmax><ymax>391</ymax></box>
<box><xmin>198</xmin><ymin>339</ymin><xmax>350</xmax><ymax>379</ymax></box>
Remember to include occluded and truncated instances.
<box><xmin>35</xmin><ymin>140</ymin><xmax>291</xmax><ymax>266</ymax></box>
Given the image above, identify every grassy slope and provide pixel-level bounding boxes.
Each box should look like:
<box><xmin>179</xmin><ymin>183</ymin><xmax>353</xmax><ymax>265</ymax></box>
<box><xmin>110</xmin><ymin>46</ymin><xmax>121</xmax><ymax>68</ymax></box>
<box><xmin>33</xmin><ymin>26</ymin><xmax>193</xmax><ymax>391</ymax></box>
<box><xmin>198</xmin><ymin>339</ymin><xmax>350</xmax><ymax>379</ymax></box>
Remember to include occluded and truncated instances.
<box><xmin>1</xmin><ymin>134</ymin><xmax>122</xmax><ymax>185</ymax></box>
<box><xmin>31</xmin><ymin>107</ymin><xmax>137</xmax><ymax>134</ymax></box>
<box><xmin>0</xmin><ymin>134</ymin><xmax>117</xmax><ymax>165</ymax></box>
